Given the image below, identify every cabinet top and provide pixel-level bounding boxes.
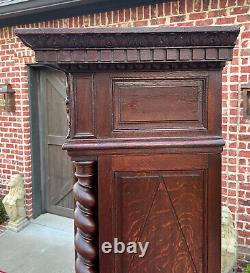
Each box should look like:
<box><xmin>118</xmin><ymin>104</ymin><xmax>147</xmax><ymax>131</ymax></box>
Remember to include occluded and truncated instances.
<box><xmin>16</xmin><ymin>26</ymin><xmax>240</xmax><ymax>71</ymax></box>
<box><xmin>16</xmin><ymin>25</ymin><xmax>239</xmax><ymax>33</ymax></box>
<box><xmin>16</xmin><ymin>26</ymin><xmax>240</xmax><ymax>49</ymax></box>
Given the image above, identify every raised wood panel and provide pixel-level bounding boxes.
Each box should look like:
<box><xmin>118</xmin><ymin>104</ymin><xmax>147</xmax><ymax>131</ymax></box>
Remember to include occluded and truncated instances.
<box><xmin>113</xmin><ymin>78</ymin><xmax>207</xmax><ymax>131</ymax></box>
<box><xmin>114</xmin><ymin>170</ymin><xmax>205</xmax><ymax>273</ymax></box>
<box><xmin>72</xmin><ymin>74</ymin><xmax>95</xmax><ymax>138</ymax></box>
<box><xmin>94</xmin><ymin>71</ymin><xmax>221</xmax><ymax>139</ymax></box>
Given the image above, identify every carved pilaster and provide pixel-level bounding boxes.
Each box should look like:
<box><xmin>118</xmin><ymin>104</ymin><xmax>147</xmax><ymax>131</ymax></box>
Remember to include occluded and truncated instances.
<box><xmin>73</xmin><ymin>161</ymin><xmax>97</xmax><ymax>273</ymax></box>
<box><xmin>65</xmin><ymin>73</ymin><xmax>71</xmax><ymax>139</ymax></box>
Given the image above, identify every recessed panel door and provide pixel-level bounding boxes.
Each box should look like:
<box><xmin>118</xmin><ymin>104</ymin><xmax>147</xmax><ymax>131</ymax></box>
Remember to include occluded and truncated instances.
<box><xmin>98</xmin><ymin>154</ymin><xmax>221</xmax><ymax>273</ymax></box>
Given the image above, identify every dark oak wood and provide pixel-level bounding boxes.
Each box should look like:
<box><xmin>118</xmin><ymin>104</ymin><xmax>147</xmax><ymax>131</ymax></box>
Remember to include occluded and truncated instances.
<box><xmin>16</xmin><ymin>26</ymin><xmax>239</xmax><ymax>273</ymax></box>
<box><xmin>70</xmin><ymin>74</ymin><xmax>96</xmax><ymax>138</ymax></box>
<box><xmin>94</xmin><ymin>71</ymin><xmax>216</xmax><ymax>138</ymax></box>
<box><xmin>98</xmin><ymin>153</ymin><xmax>221</xmax><ymax>273</ymax></box>
<box><xmin>74</xmin><ymin>161</ymin><xmax>98</xmax><ymax>273</ymax></box>
<box><xmin>16</xmin><ymin>26</ymin><xmax>239</xmax><ymax>73</ymax></box>
<box><xmin>112</xmin><ymin>77</ymin><xmax>206</xmax><ymax>130</ymax></box>
<box><xmin>112</xmin><ymin>158</ymin><xmax>206</xmax><ymax>273</ymax></box>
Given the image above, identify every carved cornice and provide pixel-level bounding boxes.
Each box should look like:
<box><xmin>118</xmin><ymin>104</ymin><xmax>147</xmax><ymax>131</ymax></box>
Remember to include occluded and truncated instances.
<box><xmin>16</xmin><ymin>26</ymin><xmax>239</xmax><ymax>48</ymax></box>
<box><xmin>16</xmin><ymin>26</ymin><xmax>240</xmax><ymax>68</ymax></box>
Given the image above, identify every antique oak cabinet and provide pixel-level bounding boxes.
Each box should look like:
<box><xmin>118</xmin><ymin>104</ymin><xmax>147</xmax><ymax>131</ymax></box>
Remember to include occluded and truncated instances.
<box><xmin>17</xmin><ymin>26</ymin><xmax>239</xmax><ymax>273</ymax></box>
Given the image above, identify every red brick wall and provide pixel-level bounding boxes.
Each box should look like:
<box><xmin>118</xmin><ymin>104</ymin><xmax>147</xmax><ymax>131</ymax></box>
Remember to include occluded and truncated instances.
<box><xmin>0</xmin><ymin>29</ymin><xmax>34</xmax><ymax>217</ymax></box>
<box><xmin>0</xmin><ymin>0</ymin><xmax>249</xmax><ymax>270</ymax></box>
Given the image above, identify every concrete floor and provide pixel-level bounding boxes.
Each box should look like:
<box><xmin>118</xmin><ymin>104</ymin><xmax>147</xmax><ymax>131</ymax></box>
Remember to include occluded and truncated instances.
<box><xmin>0</xmin><ymin>213</ymin><xmax>74</xmax><ymax>273</ymax></box>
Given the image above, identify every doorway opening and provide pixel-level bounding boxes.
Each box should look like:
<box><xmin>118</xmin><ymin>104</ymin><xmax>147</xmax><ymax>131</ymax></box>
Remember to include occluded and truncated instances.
<box><xmin>29</xmin><ymin>66</ymin><xmax>74</xmax><ymax>219</ymax></box>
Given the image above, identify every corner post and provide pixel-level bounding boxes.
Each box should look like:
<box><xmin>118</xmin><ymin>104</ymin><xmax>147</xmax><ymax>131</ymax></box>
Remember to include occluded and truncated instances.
<box><xmin>73</xmin><ymin>161</ymin><xmax>98</xmax><ymax>273</ymax></box>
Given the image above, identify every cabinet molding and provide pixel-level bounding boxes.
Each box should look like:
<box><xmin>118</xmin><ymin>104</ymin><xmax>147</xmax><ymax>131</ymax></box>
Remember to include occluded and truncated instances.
<box><xmin>16</xmin><ymin>27</ymin><xmax>239</xmax><ymax>69</ymax></box>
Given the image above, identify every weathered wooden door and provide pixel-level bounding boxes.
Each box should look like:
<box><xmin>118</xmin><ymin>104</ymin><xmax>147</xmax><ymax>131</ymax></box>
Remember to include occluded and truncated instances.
<box><xmin>40</xmin><ymin>69</ymin><xmax>74</xmax><ymax>218</ymax></box>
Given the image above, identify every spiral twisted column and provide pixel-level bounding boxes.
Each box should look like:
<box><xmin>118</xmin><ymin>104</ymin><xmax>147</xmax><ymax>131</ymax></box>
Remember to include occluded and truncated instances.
<box><xmin>73</xmin><ymin>161</ymin><xmax>97</xmax><ymax>273</ymax></box>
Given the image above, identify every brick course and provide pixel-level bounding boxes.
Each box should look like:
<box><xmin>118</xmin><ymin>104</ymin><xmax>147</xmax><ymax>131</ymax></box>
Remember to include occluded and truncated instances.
<box><xmin>0</xmin><ymin>0</ymin><xmax>249</xmax><ymax>270</ymax></box>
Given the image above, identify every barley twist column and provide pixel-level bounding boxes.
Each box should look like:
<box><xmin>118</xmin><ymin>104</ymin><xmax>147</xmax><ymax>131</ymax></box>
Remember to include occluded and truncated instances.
<box><xmin>73</xmin><ymin>161</ymin><xmax>97</xmax><ymax>273</ymax></box>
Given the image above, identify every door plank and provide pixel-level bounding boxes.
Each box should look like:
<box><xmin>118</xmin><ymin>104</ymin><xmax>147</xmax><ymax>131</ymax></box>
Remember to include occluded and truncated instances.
<box><xmin>41</xmin><ymin>69</ymin><xmax>74</xmax><ymax>218</ymax></box>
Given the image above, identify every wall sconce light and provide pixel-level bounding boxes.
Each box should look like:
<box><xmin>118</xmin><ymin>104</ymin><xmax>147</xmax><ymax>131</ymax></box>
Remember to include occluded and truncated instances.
<box><xmin>242</xmin><ymin>82</ymin><xmax>250</xmax><ymax>118</ymax></box>
<box><xmin>0</xmin><ymin>83</ymin><xmax>15</xmax><ymax>112</ymax></box>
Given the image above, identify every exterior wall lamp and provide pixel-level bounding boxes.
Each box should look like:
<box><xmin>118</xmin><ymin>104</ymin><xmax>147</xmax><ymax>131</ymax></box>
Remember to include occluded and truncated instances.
<box><xmin>0</xmin><ymin>83</ymin><xmax>15</xmax><ymax>112</ymax></box>
<box><xmin>242</xmin><ymin>82</ymin><xmax>250</xmax><ymax>118</ymax></box>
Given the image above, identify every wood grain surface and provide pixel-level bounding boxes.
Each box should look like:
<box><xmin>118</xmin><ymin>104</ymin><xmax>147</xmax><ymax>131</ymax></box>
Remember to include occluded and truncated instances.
<box><xmin>16</xmin><ymin>26</ymin><xmax>239</xmax><ymax>273</ymax></box>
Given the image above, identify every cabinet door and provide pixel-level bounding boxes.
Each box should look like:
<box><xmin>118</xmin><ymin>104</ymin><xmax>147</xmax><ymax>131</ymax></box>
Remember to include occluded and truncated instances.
<box><xmin>98</xmin><ymin>154</ymin><xmax>221</xmax><ymax>273</ymax></box>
